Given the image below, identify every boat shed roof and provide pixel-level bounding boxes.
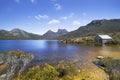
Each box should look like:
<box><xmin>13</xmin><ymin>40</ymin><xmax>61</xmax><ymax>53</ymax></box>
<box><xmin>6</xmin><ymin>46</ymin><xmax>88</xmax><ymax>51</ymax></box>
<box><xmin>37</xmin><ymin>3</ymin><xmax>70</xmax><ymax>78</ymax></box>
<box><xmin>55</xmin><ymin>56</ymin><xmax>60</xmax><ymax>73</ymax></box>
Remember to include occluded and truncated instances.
<box><xmin>98</xmin><ymin>35</ymin><xmax>112</xmax><ymax>39</ymax></box>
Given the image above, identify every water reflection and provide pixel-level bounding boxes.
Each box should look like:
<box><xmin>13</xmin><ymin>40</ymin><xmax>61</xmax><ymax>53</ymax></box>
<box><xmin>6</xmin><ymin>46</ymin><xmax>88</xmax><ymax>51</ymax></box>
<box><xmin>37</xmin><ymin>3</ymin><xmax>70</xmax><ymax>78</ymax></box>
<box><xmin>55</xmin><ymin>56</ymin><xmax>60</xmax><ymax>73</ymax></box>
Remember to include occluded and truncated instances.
<box><xmin>0</xmin><ymin>40</ymin><xmax>120</xmax><ymax>63</ymax></box>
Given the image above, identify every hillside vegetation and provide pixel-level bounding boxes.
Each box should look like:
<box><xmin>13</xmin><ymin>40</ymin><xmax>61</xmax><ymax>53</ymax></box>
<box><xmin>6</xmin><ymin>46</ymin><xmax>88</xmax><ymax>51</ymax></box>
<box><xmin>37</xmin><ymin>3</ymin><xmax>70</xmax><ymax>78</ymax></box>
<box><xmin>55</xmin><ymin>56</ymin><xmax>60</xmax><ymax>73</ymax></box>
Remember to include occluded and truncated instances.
<box><xmin>60</xmin><ymin>32</ymin><xmax>120</xmax><ymax>45</ymax></box>
<box><xmin>59</xmin><ymin>19</ymin><xmax>120</xmax><ymax>39</ymax></box>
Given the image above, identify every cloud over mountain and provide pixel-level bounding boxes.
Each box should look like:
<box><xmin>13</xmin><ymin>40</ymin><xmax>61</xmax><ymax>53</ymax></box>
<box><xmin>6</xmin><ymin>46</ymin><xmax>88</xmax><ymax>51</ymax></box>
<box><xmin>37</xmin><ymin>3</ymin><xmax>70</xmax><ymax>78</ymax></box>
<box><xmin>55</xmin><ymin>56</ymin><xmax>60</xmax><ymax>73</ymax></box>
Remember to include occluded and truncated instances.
<box><xmin>48</xmin><ymin>19</ymin><xmax>60</xmax><ymax>25</ymax></box>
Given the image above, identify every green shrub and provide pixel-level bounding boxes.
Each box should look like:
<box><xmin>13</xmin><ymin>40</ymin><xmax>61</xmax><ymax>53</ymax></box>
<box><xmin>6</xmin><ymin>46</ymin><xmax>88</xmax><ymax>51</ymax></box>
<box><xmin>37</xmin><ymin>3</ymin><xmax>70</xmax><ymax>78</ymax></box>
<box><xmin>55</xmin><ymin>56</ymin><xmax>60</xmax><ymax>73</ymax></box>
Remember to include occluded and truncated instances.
<box><xmin>105</xmin><ymin>40</ymin><xmax>119</xmax><ymax>45</ymax></box>
<box><xmin>20</xmin><ymin>64</ymin><xmax>59</xmax><ymax>80</ymax></box>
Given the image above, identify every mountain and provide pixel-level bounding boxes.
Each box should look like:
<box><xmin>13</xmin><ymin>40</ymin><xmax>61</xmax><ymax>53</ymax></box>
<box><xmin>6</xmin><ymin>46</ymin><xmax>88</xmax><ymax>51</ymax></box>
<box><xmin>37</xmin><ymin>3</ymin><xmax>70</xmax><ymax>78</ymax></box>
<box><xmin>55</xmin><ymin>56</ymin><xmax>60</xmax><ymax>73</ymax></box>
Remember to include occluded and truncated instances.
<box><xmin>42</xmin><ymin>30</ymin><xmax>57</xmax><ymax>39</ymax></box>
<box><xmin>0</xmin><ymin>28</ymin><xmax>42</xmax><ymax>39</ymax></box>
<box><xmin>42</xmin><ymin>29</ymin><xmax>68</xmax><ymax>39</ymax></box>
<box><xmin>56</xmin><ymin>29</ymin><xmax>68</xmax><ymax>35</ymax></box>
<box><xmin>0</xmin><ymin>28</ymin><xmax>68</xmax><ymax>39</ymax></box>
<box><xmin>0</xmin><ymin>30</ymin><xmax>15</xmax><ymax>39</ymax></box>
<box><xmin>59</xmin><ymin>19</ymin><xmax>120</xmax><ymax>39</ymax></box>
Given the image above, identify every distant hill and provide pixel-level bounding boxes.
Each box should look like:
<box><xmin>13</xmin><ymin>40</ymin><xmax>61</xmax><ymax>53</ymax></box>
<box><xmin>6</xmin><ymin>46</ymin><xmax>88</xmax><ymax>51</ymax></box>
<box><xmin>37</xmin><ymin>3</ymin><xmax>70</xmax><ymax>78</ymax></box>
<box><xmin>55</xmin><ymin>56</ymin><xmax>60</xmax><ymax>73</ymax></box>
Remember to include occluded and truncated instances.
<box><xmin>42</xmin><ymin>29</ymin><xmax>68</xmax><ymax>39</ymax></box>
<box><xmin>0</xmin><ymin>28</ymin><xmax>68</xmax><ymax>40</ymax></box>
<box><xmin>0</xmin><ymin>28</ymin><xmax>42</xmax><ymax>39</ymax></box>
<box><xmin>59</xmin><ymin>19</ymin><xmax>120</xmax><ymax>39</ymax></box>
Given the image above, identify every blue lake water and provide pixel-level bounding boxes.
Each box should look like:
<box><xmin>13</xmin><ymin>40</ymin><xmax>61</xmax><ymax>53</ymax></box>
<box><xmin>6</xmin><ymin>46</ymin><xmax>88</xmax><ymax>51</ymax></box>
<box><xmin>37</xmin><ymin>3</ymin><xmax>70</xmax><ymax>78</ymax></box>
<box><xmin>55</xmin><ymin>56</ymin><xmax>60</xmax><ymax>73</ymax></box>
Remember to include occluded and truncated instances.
<box><xmin>0</xmin><ymin>40</ymin><xmax>120</xmax><ymax>63</ymax></box>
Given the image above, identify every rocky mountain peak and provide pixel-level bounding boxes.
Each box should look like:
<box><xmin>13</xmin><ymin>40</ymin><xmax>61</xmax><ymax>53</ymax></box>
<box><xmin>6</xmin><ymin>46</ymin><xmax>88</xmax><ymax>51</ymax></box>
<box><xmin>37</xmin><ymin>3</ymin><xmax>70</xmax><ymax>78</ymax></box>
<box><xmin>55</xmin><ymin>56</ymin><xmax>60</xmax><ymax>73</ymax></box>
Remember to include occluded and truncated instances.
<box><xmin>57</xmin><ymin>29</ymin><xmax>68</xmax><ymax>35</ymax></box>
<box><xmin>42</xmin><ymin>29</ymin><xmax>68</xmax><ymax>39</ymax></box>
<box><xmin>87</xmin><ymin>19</ymin><xmax>106</xmax><ymax>26</ymax></box>
<box><xmin>11</xmin><ymin>28</ymin><xmax>23</xmax><ymax>32</ymax></box>
<box><xmin>47</xmin><ymin>30</ymin><xmax>55</xmax><ymax>33</ymax></box>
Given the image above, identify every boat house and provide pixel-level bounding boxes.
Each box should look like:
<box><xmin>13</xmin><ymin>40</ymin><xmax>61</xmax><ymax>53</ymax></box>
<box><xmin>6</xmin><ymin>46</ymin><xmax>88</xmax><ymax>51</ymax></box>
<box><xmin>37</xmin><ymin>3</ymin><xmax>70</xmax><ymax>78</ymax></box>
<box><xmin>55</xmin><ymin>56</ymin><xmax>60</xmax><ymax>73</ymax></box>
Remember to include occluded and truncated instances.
<box><xmin>94</xmin><ymin>35</ymin><xmax>113</xmax><ymax>44</ymax></box>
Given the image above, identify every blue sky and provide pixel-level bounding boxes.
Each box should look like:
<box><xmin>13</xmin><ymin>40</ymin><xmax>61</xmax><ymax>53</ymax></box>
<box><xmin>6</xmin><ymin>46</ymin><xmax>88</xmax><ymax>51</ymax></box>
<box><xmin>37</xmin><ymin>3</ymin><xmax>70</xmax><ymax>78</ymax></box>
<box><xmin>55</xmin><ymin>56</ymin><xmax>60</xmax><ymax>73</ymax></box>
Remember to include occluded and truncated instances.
<box><xmin>0</xmin><ymin>0</ymin><xmax>120</xmax><ymax>35</ymax></box>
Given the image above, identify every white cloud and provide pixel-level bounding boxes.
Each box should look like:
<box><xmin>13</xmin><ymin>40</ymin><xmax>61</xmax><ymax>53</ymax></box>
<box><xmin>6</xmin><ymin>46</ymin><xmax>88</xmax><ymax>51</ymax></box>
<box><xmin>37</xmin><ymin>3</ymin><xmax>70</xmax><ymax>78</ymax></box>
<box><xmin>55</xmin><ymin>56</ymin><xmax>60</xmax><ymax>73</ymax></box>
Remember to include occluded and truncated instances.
<box><xmin>14</xmin><ymin>0</ymin><xmax>20</xmax><ymax>3</ymax></box>
<box><xmin>48</xmin><ymin>19</ymin><xmax>60</xmax><ymax>25</ymax></box>
<box><xmin>54</xmin><ymin>3</ymin><xmax>62</xmax><ymax>10</ymax></box>
<box><xmin>73</xmin><ymin>20</ymin><xmax>80</xmax><ymax>26</ymax></box>
<box><xmin>30</xmin><ymin>0</ymin><xmax>35</xmax><ymax>3</ymax></box>
<box><xmin>35</xmin><ymin>14</ymin><xmax>49</xmax><ymax>20</ymax></box>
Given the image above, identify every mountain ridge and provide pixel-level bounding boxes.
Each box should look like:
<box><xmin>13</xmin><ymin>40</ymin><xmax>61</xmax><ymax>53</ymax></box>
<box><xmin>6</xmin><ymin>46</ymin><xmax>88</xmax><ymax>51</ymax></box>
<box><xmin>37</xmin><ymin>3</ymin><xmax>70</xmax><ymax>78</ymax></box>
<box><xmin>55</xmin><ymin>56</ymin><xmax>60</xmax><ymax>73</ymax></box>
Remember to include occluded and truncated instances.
<box><xmin>0</xmin><ymin>28</ymin><xmax>68</xmax><ymax>39</ymax></box>
<box><xmin>42</xmin><ymin>29</ymin><xmax>68</xmax><ymax>39</ymax></box>
<box><xmin>58</xmin><ymin>19</ymin><xmax>120</xmax><ymax>39</ymax></box>
<box><xmin>0</xmin><ymin>28</ymin><xmax>42</xmax><ymax>39</ymax></box>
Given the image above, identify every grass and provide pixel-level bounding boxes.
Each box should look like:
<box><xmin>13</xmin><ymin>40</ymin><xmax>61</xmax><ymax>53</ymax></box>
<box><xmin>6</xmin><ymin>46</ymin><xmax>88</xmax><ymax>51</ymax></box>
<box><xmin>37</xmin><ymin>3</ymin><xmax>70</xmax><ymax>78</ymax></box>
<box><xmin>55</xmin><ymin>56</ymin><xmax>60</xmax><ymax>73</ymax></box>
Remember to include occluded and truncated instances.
<box><xmin>73</xmin><ymin>63</ymin><xmax>108</xmax><ymax>80</ymax></box>
<box><xmin>60</xmin><ymin>36</ymin><xmax>95</xmax><ymax>45</ymax></box>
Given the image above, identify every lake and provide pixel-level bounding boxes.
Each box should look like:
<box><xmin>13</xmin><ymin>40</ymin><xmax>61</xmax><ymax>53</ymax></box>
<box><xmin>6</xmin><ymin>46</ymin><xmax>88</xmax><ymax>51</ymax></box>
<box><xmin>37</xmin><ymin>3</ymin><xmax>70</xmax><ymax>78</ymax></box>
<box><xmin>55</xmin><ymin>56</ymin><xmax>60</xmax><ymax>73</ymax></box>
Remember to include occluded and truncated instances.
<box><xmin>0</xmin><ymin>40</ymin><xmax>120</xmax><ymax>63</ymax></box>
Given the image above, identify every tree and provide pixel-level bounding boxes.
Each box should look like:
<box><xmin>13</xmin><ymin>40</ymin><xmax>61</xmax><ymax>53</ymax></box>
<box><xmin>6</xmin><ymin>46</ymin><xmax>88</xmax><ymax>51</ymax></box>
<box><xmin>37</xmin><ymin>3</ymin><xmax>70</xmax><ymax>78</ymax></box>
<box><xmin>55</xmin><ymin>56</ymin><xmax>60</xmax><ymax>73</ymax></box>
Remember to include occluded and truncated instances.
<box><xmin>3</xmin><ymin>50</ymin><xmax>34</xmax><ymax>80</ymax></box>
<box><xmin>18</xmin><ymin>53</ymin><xmax>34</xmax><ymax>80</ymax></box>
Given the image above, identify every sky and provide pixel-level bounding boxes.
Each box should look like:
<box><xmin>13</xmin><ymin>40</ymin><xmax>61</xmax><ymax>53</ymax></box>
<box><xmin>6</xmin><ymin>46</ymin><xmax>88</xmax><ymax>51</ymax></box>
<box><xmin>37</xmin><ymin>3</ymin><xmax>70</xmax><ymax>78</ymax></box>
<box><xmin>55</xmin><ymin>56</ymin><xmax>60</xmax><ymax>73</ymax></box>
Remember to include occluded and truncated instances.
<box><xmin>0</xmin><ymin>0</ymin><xmax>120</xmax><ymax>35</ymax></box>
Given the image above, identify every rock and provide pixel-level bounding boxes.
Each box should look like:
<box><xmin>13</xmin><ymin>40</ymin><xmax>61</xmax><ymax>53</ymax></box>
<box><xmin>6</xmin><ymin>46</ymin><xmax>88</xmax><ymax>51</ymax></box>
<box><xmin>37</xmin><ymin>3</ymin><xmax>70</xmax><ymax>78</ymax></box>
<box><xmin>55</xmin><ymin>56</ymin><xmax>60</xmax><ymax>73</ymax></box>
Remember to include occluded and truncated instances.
<box><xmin>0</xmin><ymin>74</ymin><xmax>6</xmax><ymax>78</ymax></box>
<box><xmin>97</xmin><ymin>56</ymin><xmax>104</xmax><ymax>59</ymax></box>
